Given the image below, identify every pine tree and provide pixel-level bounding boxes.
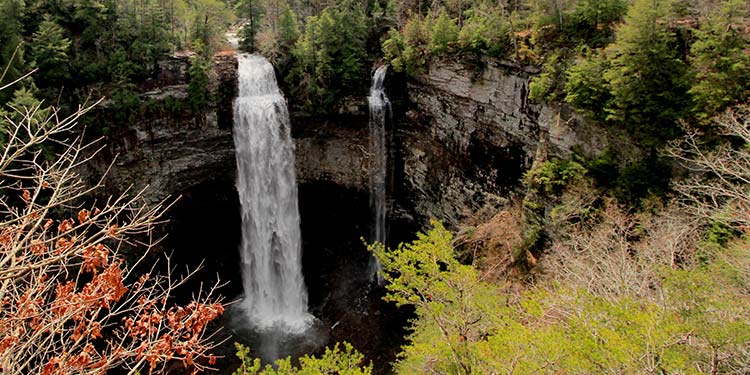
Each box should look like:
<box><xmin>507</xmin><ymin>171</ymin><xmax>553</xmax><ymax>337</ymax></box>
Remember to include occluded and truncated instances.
<box><xmin>564</xmin><ymin>50</ymin><xmax>611</xmax><ymax>121</ymax></box>
<box><xmin>573</xmin><ymin>0</ymin><xmax>628</xmax><ymax>30</ymax></box>
<box><xmin>570</xmin><ymin>0</ymin><xmax>627</xmax><ymax>44</ymax></box>
<box><xmin>458</xmin><ymin>4</ymin><xmax>510</xmax><ymax>57</ymax></box>
<box><xmin>0</xmin><ymin>87</ymin><xmax>49</xmax><ymax>146</ymax></box>
<box><xmin>603</xmin><ymin>0</ymin><xmax>690</xmax><ymax>146</ymax></box>
<box><xmin>188</xmin><ymin>40</ymin><xmax>210</xmax><ymax>113</ymax></box>
<box><xmin>0</xmin><ymin>0</ymin><xmax>26</xmax><ymax>104</ymax></box>
<box><xmin>289</xmin><ymin>0</ymin><xmax>367</xmax><ymax>110</ymax></box>
<box><xmin>237</xmin><ymin>0</ymin><xmax>264</xmax><ymax>52</ymax></box>
<box><xmin>689</xmin><ymin>0</ymin><xmax>750</xmax><ymax>120</ymax></box>
<box><xmin>30</xmin><ymin>16</ymin><xmax>72</xmax><ymax>87</ymax></box>
<box><xmin>428</xmin><ymin>8</ymin><xmax>459</xmax><ymax>55</ymax></box>
<box><xmin>278</xmin><ymin>4</ymin><xmax>300</xmax><ymax>48</ymax></box>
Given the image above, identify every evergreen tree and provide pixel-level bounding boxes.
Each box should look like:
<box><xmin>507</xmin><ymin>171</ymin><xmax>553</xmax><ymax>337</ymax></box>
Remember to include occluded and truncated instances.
<box><xmin>689</xmin><ymin>0</ymin><xmax>750</xmax><ymax>120</ymax></box>
<box><xmin>382</xmin><ymin>28</ymin><xmax>407</xmax><ymax>72</ymax></box>
<box><xmin>191</xmin><ymin>0</ymin><xmax>236</xmax><ymax>52</ymax></box>
<box><xmin>428</xmin><ymin>8</ymin><xmax>459</xmax><ymax>55</ymax></box>
<box><xmin>603</xmin><ymin>0</ymin><xmax>690</xmax><ymax>146</ymax></box>
<box><xmin>188</xmin><ymin>40</ymin><xmax>210</xmax><ymax>113</ymax></box>
<box><xmin>30</xmin><ymin>16</ymin><xmax>72</xmax><ymax>88</ymax></box>
<box><xmin>570</xmin><ymin>0</ymin><xmax>627</xmax><ymax>44</ymax></box>
<box><xmin>564</xmin><ymin>49</ymin><xmax>611</xmax><ymax>121</ymax></box>
<box><xmin>289</xmin><ymin>0</ymin><xmax>367</xmax><ymax>110</ymax></box>
<box><xmin>458</xmin><ymin>4</ymin><xmax>510</xmax><ymax>57</ymax></box>
<box><xmin>0</xmin><ymin>86</ymin><xmax>49</xmax><ymax>146</ymax></box>
<box><xmin>237</xmin><ymin>0</ymin><xmax>264</xmax><ymax>52</ymax></box>
<box><xmin>278</xmin><ymin>4</ymin><xmax>300</xmax><ymax>48</ymax></box>
<box><xmin>0</xmin><ymin>0</ymin><xmax>26</xmax><ymax>104</ymax></box>
<box><xmin>572</xmin><ymin>0</ymin><xmax>628</xmax><ymax>30</ymax></box>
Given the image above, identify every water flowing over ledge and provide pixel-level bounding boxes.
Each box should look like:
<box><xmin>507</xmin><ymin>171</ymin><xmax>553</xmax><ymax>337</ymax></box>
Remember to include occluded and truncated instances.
<box><xmin>368</xmin><ymin>65</ymin><xmax>391</xmax><ymax>283</ymax></box>
<box><xmin>233</xmin><ymin>54</ymin><xmax>313</xmax><ymax>333</ymax></box>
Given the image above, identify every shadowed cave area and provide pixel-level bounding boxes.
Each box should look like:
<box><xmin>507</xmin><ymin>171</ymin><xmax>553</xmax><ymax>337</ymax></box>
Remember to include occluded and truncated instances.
<box><xmin>164</xmin><ymin>176</ymin><xmax>411</xmax><ymax>374</ymax></box>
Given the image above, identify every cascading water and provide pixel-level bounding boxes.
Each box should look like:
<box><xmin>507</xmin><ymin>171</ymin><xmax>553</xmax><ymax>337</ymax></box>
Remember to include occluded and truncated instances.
<box><xmin>233</xmin><ymin>54</ymin><xmax>312</xmax><ymax>332</ymax></box>
<box><xmin>368</xmin><ymin>65</ymin><xmax>391</xmax><ymax>283</ymax></box>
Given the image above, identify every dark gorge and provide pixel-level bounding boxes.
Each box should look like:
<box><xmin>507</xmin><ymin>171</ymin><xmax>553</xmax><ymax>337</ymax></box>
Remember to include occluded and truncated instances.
<box><xmin>82</xmin><ymin>51</ymin><xmax>622</xmax><ymax>374</ymax></box>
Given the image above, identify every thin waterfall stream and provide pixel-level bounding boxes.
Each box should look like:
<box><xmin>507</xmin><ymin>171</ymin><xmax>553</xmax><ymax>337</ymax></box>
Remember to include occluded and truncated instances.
<box><xmin>368</xmin><ymin>65</ymin><xmax>391</xmax><ymax>282</ymax></box>
<box><xmin>233</xmin><ymin>54</ymin><xmax>313</xmax><ymax>333</ymax></box>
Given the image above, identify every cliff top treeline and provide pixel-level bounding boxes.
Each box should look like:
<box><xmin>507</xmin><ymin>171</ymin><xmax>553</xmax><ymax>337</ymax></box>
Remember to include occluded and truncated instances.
<box><xmin>0</xmin><ymin>0</ymin><xmax>235</xmax><ymax>116</ymax></box>
<box><xmin>238</xmin><ymin>0</ymin><xmax>748</xmax><ymax>138</ymax></box>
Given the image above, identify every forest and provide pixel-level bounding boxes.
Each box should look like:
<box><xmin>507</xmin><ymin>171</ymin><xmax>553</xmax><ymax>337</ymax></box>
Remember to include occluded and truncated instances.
<box><xmin>1</xmin><ymin>0</ymin><xmax>749</xmax><ymax>374</ymax></box>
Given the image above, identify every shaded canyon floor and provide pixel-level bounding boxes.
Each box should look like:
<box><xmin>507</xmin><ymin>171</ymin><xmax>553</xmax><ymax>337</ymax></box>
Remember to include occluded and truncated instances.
<box><xmin>164</xmin><ymin>179</ymin><xmax>413</xmax><ymax>374</ymax></box>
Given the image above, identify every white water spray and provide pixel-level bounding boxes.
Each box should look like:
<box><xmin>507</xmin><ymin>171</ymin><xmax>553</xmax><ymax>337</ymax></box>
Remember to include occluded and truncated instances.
<box><xmin>233</xmin><ymin>54</ymin><xmax>312</xmax><ymax>332</ymax></box>
<box><xmin>368</xmin><ymin>65</ymin><xmax>391</xmax><ymax>282</ymax></box>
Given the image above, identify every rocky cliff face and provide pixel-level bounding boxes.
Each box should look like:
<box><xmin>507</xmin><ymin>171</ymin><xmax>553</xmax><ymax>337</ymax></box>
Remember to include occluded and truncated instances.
<box><xmin>87</xmin><ymin>54</ymin><xmax>374</xmax><ymax>206</ymax></box>
<box><xmin>394</xmin><ymin>58</ymin><xmax>622</xmax><ymax>228</ymax></box>
<box><xmin>84</xmin><ymin>52</ymin><xmax>625</xmax><ymax>241</ymax></box>
<box><xmin>87</xmin><ymin>53</ymin><xmax>239</xmax><ymax>205</ymax></box>
<box><xmin>293</xmin><ymin>114</ymin><xmax>370</xmax><ymax>191</ymax></box>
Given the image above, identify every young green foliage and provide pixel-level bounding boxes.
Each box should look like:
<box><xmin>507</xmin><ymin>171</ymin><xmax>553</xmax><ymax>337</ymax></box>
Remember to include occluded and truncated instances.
<box><xmin>371</xmin><ymin>221</ymin><xmax>508</xmax><ymax>374</ymax></box>
<box><xmin>428</xmin><ymin>9</ymin><xmax>459</xmax><ymax>55</ymax></box>
<box><xmin>232</xmin><ymin>342</ymin><xmax>373</xmax><ymax>374</ymax></box>
<box><xmin>458</xmin><ymin>4</ymin><xmax>510</xmax><ymax>58</ymax></box>
<box><xmin>370</xmin><ymin>220</ymin><xmax>750</xmax><ymax>374</ymax></box>
<box><xmin>382</xmin><ymin>14</ymin><xmax>429</xmax><ymax>75</ymax></box>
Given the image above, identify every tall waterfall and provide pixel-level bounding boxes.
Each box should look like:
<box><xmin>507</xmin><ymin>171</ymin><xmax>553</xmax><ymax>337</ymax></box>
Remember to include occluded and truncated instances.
<box><xmin>368</xmin><ymin>65</ymin><xmax>391</xmax><ymax>282</ymax></box>
<box><xmin>233</xmin><ymin>54</ymin><xmax>311</xmax><ymax>332</ymax></box>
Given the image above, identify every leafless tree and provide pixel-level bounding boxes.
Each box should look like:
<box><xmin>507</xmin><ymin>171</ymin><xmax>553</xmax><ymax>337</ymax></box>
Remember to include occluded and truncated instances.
<box><xmin>667</xmin><ymin>104</ymin><xmax>750</xmax><ymax>230</ymax></box>
<box><xmin>544</xmin><ymin>202</ymin><xmax>699</xmax><ymax>300</ymax></box>
<box><xmin>0</xmin><ymin>83</ymin><xmax>225</xmax><ymax>374</ymax></box>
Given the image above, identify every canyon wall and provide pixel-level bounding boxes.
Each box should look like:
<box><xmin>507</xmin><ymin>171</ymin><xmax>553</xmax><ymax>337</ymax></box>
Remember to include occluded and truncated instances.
<box><xmin>86</xmin><ymin>53</ymin><xmax>239</xmax><ymax>205</ymax></box>
<box><xmin>293</xmin><ymin>114</ymin><xmax>370</xmax><ymax>191</ymax></box>
<box><xmin>393</xmin><ymin>58</ymin><xmax>624</xmax><ymax>228</ymax></box>
<box><xmin>87</xmin><ymin>54</ymin><xmax>372</xmax><ymax>206</ymax></box>
<box><xmin>86</xmin><ymin>53</ymin><xmax>627</xmax><ymax>243</ymax></box>
<box><xmin>80</xmin><ymin>53</ymin><xmax>629</xmax><ymax>369</ymax></box>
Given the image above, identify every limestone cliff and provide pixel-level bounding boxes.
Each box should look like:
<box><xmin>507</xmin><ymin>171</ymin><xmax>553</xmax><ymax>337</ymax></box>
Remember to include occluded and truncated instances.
<box><xmin>293</xmin><ymin>114</ymin><xmax>370</xmax><ymax>191</ymax></box>
<box><xmin>394</xmin><ymin>58</ymin><xmax>626</xmax><ymax>227</ymax></box>
<box><xmin>84</xmin><ymin>52</ymin><xmax>626</xmax><ymax>244</ymax></box>
<box><xmin>86</xmin><ymin>53</ymin><xmax>238</xmax><ymax>205</ymax></box>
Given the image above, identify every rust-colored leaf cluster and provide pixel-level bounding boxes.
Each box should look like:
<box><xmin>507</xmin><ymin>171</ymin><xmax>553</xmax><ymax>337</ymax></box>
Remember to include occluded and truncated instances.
<box><xmin>0</xmin><ymin>93</ymin><xmax>225</xmax><ymax>375</ymax></box>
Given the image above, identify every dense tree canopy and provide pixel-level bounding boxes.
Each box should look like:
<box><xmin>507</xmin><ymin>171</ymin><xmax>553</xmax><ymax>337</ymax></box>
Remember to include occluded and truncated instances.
<box><xmin>0</xmin><ymin>0</ymin><xmax>234</xmax><ymax>111</ymax></box>
<box><xmin>603</xmin><ymin>0</ymin><xmax>690</xmax><ymax>145</ymax></box>
<box><xmin>690</xmin><ymin>0</ymin><xmax>750</xmax><ymax>120</ymax></box>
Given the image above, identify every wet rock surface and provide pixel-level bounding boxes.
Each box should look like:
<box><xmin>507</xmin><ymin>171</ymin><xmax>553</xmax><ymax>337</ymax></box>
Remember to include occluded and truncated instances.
<box><xmin>293</xmin><ymin>115</ymin><xmax>370</xmax><ymax>191</ymax></box>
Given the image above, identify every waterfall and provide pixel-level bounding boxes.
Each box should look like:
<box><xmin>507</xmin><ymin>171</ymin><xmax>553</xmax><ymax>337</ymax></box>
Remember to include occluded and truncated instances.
<box><xmin>368</xmin><ymin>65</ymin><xmax>391</xmax><ymax>282</ymax></box>
<box><xmin>233</xmin><ymin>54</ymin><xmax>312</xmax><ymax>332</ymax></box>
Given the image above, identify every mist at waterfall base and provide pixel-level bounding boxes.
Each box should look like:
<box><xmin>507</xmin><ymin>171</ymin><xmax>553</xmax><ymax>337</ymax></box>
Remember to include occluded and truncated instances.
<box><xmin>367</xmin><ymin>65</ymin><xmax>391</xmax><ymax>283</ymax></box>
<box><xmin>228</xmin><ymin>54</ymin><xmax>324</xmax><ymax>362</ymax></box>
